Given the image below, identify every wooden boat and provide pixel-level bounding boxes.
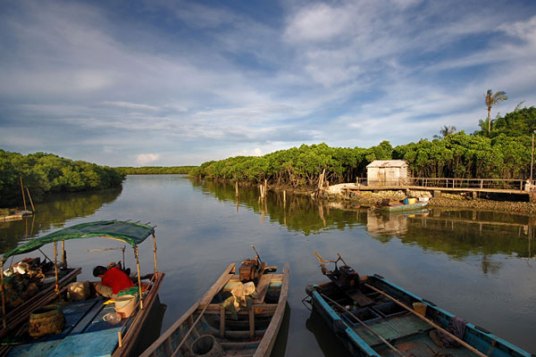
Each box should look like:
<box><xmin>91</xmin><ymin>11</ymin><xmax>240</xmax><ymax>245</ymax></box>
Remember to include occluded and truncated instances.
<box><xmin>1</xmin><ymin>220</ymin><xmax>165</xmax><ymax>357</ymax></box>
<box><xmin>141</xmin><ymin>251</ymin><xmax>289</xmax><ymax>357</ymax></box>
<box><xmin>377</xmin><ymin>201</ymin><xmax>428</xmax><ymax>213</ymax></box>
<box><xmin>305</xmin><ymin>253</ymin><xmax>532</xmax><ymax>357</ymax></box>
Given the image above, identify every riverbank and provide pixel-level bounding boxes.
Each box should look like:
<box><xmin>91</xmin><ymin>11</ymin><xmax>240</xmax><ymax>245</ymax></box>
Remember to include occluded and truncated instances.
<box><xmin>316</xmin><ymin>183</ymin><xmax>536</xmax><ymax>215</ymax></box>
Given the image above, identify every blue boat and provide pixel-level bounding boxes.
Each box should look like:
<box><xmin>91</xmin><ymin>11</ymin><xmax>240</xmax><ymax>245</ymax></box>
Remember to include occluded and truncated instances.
<box><xmin>305</xmin><ymin>253</ymin><xmax>532</xmax><ymax>357</ymax></box>
<box><xmin>1</xmin><ymin>220</ymin><xmax>165</xmax><ymax>357</ymax></box>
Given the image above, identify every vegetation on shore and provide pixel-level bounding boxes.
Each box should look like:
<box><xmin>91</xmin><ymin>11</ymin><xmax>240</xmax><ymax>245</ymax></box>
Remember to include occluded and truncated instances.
<box><xmin>192</xmin><ymin>106</ymin><xmax>536</xmax><ymax>187</ymax></box>
<box><xmin>116</xmin><ymin>166</ymin><xmax>196</xmax><ymax>175</ymax></box>
<box><xmin>0</xmin><ymin>150</ymin><xmax>124</xmax><ymax>207</ymax></box>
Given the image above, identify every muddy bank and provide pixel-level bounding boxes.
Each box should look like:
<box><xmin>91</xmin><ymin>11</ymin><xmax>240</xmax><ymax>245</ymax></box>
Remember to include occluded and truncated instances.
<box><xmin>274</xmin><ymin>183</ymin><xmax>536</xmax><ymax>216</ymax></box>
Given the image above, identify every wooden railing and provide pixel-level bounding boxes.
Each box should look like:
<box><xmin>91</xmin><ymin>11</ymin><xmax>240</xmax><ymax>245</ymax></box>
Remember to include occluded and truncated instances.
<box><xmin>357</xmin><ymin>177</ymin><xmax>530</xmax><ymax>192</ymax></box>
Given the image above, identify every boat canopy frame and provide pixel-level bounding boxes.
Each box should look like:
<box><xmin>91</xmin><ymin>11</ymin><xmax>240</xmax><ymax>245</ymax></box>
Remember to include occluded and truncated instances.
<box><xmin>2</xmin><ymin>220</ymin><xmax>155</xmax><ymax>260</ymax></box>
<box><xmin>0</xmin><ymin>220</ymin><xmax>160</xmax><ymax>329</ymax></box>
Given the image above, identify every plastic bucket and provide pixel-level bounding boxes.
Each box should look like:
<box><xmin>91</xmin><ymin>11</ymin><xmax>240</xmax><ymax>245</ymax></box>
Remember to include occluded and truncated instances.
<box><xmin>407</xmin><ymin>198</ymin><xmax>417</xmax><ymax>204</ymax></box>
<box><xmin>115</xmin><ymin>294</ymin><xmax>138</xmax><ymax>318</ymax></box>
<box><xmin>412</xmin><ymin>302</ymin><xmax>427</xmax><ymax>316</ymax></box>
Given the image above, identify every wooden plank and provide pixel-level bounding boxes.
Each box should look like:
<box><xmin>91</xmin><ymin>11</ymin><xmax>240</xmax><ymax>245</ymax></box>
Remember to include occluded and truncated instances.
<box><xmin>253</xmin><ymin>264</ymin><xmax>289</xmax><ymax>357</ymax></box>
<box><xmin>140</xmin><ymin>266</ymin><xmax>233</xmax><ymax>357</ymax></box>
<box><xmin>253</xmin><ymin>274</ymin><xmax>272</xmax><ymax>303</ymax></box>
<box><xmin>220</xmin><ymin>305</ymin><xmax>225</xmax><ymax>337</ymax></box>
<box><xmin>248</xmin><ymin>307</ymin><xmax>255</xmax><ymax>338</ymax></box>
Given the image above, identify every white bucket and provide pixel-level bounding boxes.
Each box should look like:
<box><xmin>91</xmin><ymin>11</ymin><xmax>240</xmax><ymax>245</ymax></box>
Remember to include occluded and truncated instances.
<box><xmin>114</xmin><ymin>294</ymin><xmax>138</xmax><ymax>318</ymax></box>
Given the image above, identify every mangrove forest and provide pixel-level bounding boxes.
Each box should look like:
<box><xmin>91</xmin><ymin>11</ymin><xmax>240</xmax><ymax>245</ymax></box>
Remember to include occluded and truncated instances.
<box><xmin>192</xmin><ymin>106</ymin><xmax>536</xmax><ymax>187</ymax></box>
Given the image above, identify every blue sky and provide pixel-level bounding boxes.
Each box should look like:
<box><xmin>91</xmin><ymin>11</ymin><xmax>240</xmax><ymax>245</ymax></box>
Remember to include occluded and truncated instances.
<box><xmin>1</xmin><ymin>0</ymin><xmax>536</xmax><ymax>166</ymax></box>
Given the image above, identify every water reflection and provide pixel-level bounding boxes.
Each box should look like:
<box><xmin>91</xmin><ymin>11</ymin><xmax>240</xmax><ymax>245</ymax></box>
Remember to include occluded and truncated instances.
<box><xmin>0</xmin><ymin>187</ymin><xmax>122</xmax><ymax>252</ymax></box>
<box><xmin>1</xmin><ymin>176</ymin><xmax>534</xmax><ymax>355</ymax></box>
<box><xmin>191</xmin><ymin>179</ymin><xmax>535</xmax><ymax>262</ymax></box>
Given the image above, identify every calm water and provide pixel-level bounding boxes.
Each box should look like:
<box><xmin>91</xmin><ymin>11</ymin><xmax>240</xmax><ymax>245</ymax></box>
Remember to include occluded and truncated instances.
<box><xmin>1</xmin><ymin>175</ymin><xmax>535</xmax><ymax>355</ymax></box>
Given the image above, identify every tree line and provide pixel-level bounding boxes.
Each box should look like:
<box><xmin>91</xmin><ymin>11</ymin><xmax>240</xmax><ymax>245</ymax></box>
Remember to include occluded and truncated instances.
<box><xmin>116</xmin><ymin>166</ymin><xmax>196</xmax><ymax>175</ymax></box>
<box><xmin>192</xmin><ymin>106</ymin><xmax>536</xmax><ymax>187</ymax></box>
<box><xmin>0</xmin><ymin>150</ymin><xmax>124</xmax><ymax>207</ymax></box>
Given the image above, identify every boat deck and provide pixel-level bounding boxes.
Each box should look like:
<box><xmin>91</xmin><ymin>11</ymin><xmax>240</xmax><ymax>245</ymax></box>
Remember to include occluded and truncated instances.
<box><xmin>9</xmin><ymin>297</ymin><xmax>127</xmax><ymax>357</ymax></box>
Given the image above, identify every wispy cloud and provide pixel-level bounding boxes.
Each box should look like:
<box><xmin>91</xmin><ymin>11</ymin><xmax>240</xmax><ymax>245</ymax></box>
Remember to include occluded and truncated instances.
<box><xmin>0</xmin><ymin>0</ymin><xmax>535</xmax><ymax>166</ymax></box>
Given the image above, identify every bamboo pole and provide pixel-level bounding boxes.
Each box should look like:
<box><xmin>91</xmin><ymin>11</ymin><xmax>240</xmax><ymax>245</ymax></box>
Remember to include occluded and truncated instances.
<box><xmin>19</xmin><ymin>177</ymin><xmax>27</xmax><ymax>211</ymax></box>
<box><xmin>25</xmin><ymin>187</ymin><xmax>35</xmax><ymax>212</ymax></box>
<box><xmin>364</xmin><ymin>283</ymin><xmax>487</xmax><ymax>357</ymax></box>
<box><xmin>54</xmin><ymin>241</ymin><xmax>60</xmax><ymax>296</ymax></box>
<box><xmin>134</xmin><ymin>246</ymin><xmax>144</xmax><ymax>310</ymax></box>
<box><xmin>152</xmin><ymin>233</ymin><xmax>158</xmax><ymax>274</ymax></box>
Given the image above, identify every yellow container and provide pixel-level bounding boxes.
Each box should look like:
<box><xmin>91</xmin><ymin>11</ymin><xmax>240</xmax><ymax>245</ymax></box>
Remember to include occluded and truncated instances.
<box><xmin>412</xmin><ymin>302</ymin><xmax>427</xmax><ymax>316</ymax></box>
<box><xmin>407</xmin><ymin>198</ymin><xmax>417</xmax><ymax>204</ymax></box>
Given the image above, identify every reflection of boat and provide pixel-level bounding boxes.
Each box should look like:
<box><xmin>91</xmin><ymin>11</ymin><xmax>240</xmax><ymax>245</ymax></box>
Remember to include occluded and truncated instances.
<box><xmin>141</xmin><ymin>253</ymin><xmax>289</xmax><ymax>357</ymax></box>
<box><xmin>0</xmin><ymin>210</ymin><xmax>33</xmax><ymax>222</ymax></box>
<box><xmin>305</xmin><ymin>253</ymin><xmax>531</xmax><ymax>357</ymax></box>
<box><xmin>1</xmin><ymin>220</ymin><xmax>165</xmax><ymax>357</ymax></box>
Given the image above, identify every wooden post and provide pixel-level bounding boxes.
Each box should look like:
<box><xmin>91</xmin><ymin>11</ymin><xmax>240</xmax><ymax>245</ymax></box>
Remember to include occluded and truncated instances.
<box><xmin>283</xmin><ymin>190</ymin><xmax>286</xmax><ymax>207</ymax></box>
<box><xmin>25</xmin><ymin>187</ymin><xmax>35</xmax><ymax>212</ymax></box>
<box><xmin>19</xmin><ymin>177</ymin><xmax>27</xmax><ymax>211</ymax></box>
<box><xmin>235</xmin><ymin>181</ymin><xmax>239</xmax><ymax>197</ymax></box>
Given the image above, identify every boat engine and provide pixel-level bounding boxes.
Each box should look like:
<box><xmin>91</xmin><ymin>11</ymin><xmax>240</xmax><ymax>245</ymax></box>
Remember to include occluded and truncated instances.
<box><xmin>239</xmin><ymin>259</ymin><xmax>260</xmax><ymax>282</ymax></box>
<box><xmin>333</xmin><ymin>265</ymin><xmax>360</xmax><ymax>290</ymax></box>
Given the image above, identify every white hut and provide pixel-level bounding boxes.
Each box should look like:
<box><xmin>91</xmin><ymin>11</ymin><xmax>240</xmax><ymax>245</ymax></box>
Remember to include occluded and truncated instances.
<box><xmin>366</xmin><ymin>160</ymin><xmax>409</xmax><ymax>186</ymax></box>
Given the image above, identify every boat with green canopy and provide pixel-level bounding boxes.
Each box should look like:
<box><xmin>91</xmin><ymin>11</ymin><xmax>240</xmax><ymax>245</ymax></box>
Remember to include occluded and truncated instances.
<box><xmin>0</xmin><ymin>220</ymin><xmax>165</xmax><ymax>357</ymax></box>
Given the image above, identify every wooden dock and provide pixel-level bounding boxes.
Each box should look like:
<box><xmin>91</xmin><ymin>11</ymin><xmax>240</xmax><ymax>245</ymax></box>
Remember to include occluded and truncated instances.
<box><xmin>345</xmin><ymin>177</ymin><xmax>535</xmax><ymax>201</ymax></box>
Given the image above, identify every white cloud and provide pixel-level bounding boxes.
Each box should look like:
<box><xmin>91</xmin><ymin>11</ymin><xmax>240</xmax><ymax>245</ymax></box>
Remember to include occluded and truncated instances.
<box><xmin>136</xmin><ymin>153</ymin><xmax>160</xmax><ymax>165</ymax></box>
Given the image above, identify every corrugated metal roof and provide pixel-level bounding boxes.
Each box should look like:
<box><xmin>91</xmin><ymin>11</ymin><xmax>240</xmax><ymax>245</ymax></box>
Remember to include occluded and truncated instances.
<box><xmin>366</xmin><ymin>160</ymin><xmax>408</xmax><ymax>168</ymax></box>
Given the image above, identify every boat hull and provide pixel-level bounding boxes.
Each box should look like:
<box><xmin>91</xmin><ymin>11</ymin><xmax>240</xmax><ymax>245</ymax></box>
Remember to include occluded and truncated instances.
<box><xmin>307</xmin><ymin>274</ymin><xmax>532</xmax><ymax>357</ymax></box>
<box><xmin>141</xmin><ymin>263</ymin><xmax>289</xmax><ymax>357</ymax></box>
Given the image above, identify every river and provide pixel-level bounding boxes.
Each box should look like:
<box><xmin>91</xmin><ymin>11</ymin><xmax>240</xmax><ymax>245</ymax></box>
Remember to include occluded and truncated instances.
<box><xmin>1</xmin><ymin>175</ymin><xmax>535</xmax><ymax>355</ymax></box>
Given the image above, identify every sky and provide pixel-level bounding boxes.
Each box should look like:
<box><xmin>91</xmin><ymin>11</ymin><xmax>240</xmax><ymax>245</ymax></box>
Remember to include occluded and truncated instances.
<box><xmin>1</xmin><ymin>0</ymin><xmax>536</xmax><ymax>167</ymax></box>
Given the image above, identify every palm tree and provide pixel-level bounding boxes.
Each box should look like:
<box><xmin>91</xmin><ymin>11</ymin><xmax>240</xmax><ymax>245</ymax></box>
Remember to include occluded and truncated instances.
<box><xmin>485</xmin><ymin>89</ymin><xmax>508</xmax><ymax>134</ymax></box>
<box><xmin>440</xmin><ymin>125</ymin><xmax>456</xmax><ymax>137</ymax></box>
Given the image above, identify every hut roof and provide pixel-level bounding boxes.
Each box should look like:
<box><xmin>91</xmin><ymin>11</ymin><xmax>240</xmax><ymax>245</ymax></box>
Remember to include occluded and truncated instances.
<box><xmin>366</xmin><ymin>160</ymin><xmax>408</xmax><ymax>168</ymax></box>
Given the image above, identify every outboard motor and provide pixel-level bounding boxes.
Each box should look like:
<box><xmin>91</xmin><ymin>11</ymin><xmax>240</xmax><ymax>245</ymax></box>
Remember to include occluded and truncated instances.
<box><xmin>334</xmin><ymin>265</ymin><xmax>360</xmax><ymax>290</ymax></box>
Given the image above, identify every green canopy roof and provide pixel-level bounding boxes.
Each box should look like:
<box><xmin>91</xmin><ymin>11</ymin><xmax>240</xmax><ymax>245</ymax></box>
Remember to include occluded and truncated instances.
<box><xmin>2</xmin><ymin>220</ymin><xmax>155</xmax><ymax>260</ymax></box>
